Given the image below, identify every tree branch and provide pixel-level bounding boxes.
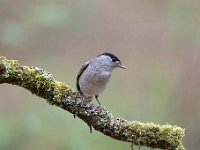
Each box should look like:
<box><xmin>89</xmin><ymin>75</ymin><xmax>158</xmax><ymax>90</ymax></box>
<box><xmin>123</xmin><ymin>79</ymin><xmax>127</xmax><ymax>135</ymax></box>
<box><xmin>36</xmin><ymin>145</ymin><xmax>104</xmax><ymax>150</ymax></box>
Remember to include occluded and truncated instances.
<box><xmin>0</xmin><ymin>56</ymin><xmax>185</xmax><ymax>150</ymax></box>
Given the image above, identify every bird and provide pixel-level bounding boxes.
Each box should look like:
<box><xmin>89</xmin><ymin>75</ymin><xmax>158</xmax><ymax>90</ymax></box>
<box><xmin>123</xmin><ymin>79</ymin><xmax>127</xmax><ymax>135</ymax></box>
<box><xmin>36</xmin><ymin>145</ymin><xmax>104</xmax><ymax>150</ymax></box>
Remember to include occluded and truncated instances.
<box><xmin>76</xmin><ymin>52</ymin><xmax>126</xmax><ymax>105</ymax></box>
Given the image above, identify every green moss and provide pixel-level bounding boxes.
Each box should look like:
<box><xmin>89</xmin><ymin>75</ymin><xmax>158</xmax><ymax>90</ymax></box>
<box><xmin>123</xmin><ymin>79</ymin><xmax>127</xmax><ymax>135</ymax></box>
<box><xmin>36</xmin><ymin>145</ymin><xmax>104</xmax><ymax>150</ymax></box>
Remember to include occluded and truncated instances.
<box><xmin>0</xmin><ymin>56</ymin><xmax>75</xmax><ymax>105</ymax></box>
<box><xmin>157</xmin><ymin>124</ymin><xmax>185</xmax><ymax>149</ymax></box>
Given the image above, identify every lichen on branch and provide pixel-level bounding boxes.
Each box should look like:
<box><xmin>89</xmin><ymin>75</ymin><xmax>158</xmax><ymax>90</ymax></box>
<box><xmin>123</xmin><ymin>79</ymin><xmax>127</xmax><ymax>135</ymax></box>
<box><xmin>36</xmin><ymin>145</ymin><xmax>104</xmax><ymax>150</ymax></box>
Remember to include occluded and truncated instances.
<box><xmin>0</xmin><ymin>56</ymin><xmax>185</xmax><ymax>150</ymax></box>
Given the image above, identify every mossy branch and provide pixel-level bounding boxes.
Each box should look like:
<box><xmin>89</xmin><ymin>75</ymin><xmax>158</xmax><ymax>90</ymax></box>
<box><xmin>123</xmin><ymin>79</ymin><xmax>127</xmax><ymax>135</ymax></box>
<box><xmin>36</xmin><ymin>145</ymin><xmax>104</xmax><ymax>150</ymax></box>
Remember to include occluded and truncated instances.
<box><xmin>0</xmin><ymin>56</ymin><xmax>185</xmax><ymax>150</ymax></box>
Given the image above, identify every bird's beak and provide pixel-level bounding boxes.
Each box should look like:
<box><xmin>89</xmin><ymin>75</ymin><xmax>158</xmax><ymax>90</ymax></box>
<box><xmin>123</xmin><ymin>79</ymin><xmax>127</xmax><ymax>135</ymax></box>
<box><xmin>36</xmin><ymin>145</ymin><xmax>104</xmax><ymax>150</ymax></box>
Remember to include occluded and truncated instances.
<box><xmin>118</xmin><ymin>63</ymin><xmax>127</xmax><ymax>69</ymax></box>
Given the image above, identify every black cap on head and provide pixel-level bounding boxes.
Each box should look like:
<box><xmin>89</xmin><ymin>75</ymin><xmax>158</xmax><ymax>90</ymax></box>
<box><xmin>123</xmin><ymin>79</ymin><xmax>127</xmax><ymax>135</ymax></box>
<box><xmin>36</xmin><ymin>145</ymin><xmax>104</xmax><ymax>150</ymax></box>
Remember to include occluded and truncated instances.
<box><xmin>99</xmin><ymin>52</ymin><xmax>120</xmax><ymax>62</ymax></box>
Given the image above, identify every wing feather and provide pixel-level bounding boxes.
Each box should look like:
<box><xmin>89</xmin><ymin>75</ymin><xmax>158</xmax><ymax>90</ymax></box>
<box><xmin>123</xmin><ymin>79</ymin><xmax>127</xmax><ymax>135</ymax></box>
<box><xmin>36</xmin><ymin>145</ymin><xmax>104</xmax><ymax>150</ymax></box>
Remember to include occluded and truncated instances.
<box><xmin>76</xmin><ymin>61</ymin><xmax>90</xmax><ymax>93</ymax></box>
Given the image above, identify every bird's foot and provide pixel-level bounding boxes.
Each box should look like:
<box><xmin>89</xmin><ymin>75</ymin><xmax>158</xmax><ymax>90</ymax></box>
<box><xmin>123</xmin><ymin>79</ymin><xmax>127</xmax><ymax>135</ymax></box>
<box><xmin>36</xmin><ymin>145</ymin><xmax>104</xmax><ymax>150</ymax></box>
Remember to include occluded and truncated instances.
<box><xmin>95</xmin><ymin>95</ymin><xmax>101</xmax><ymax>105</ymax></box>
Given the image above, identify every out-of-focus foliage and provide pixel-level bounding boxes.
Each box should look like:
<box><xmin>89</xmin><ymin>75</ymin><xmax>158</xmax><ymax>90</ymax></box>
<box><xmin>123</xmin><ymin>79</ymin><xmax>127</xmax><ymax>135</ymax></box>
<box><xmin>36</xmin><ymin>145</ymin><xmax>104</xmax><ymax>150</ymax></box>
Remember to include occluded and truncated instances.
<box><xmin>0</xmin><ymin>20</ymin><xmax>28</xmax><ymax>46</ymax></box>
<box><xmin>168</xmin><ymin>3</ymin><xmax>200</xmax><ymax>45</ymax></box>
<box><xmin>0</xmin><ymin>0</ymin><xmax>200</xmax><ymax>150</ymax></box>
<box><xmin>30</xmin><ymin>3</ymin><xmax>73</xmax><ymax>28</ymax></box>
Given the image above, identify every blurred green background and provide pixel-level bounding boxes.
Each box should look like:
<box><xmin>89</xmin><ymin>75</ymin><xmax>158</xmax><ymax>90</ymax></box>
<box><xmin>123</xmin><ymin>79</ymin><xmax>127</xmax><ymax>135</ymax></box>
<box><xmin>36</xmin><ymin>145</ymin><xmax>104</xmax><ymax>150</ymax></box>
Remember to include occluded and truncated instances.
<box><xmin>0</xmin><ymin>0</ymin><xmax>200</xmax><ymax>150</ymax></box>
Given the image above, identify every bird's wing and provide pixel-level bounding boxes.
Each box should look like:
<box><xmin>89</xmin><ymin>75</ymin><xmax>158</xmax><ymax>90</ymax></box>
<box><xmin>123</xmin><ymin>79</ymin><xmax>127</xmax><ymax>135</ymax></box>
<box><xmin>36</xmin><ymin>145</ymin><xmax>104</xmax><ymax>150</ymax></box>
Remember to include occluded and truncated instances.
<box><xmin>76</xmin><ymin>61</ymin><xmax>90</xmax><ymax>93</ymax></box>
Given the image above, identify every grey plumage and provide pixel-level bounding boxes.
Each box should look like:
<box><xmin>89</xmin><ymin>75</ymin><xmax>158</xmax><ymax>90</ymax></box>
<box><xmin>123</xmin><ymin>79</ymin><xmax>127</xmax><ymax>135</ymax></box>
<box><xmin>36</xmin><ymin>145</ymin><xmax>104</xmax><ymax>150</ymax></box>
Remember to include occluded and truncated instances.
<box><xmin>76</xmin><ymin>52</ymin><xmax>126</xmax><ymax>105</ymax></box>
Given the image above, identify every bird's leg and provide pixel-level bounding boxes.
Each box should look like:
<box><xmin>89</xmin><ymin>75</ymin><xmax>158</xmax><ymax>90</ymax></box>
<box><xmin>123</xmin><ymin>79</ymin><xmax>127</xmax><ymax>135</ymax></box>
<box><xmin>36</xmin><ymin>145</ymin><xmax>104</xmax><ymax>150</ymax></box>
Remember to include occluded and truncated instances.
<box><xmin>95</xmin><ymin>95</ymin><xmax>101</xmax><ymax>105</ymax></box>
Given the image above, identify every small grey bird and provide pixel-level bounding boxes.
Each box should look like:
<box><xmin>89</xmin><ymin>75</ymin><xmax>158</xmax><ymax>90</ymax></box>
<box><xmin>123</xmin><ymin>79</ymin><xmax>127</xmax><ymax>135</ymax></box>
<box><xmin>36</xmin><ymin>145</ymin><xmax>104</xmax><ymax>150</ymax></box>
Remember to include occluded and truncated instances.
<box><xmin>76</xmin><ymin>52</ymin><xmax>126</xmax><ymax>105</ymax></box>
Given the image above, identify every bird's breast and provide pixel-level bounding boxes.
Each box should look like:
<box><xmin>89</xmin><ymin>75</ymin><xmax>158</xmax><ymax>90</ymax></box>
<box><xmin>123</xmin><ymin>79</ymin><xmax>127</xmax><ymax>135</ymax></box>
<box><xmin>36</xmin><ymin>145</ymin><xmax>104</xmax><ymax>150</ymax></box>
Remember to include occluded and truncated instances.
<box><xmin>79</xmin><ymin>70</ymin><xmax>111</xmax><ymax>96</ymax></box>
<box><xmin>89</xmin><ymin>71</ymin><xmax>111</xmax><ymax>86</ymax></box>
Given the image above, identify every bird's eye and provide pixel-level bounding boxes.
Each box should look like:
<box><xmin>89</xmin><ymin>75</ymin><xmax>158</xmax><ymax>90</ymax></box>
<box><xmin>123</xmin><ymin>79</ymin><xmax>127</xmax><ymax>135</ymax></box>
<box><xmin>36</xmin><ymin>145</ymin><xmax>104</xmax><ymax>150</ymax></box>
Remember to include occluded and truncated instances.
<box><xmin>111</xmin><ymin>58</ymin><xmax>119</xmax><ymax>62</ymax></box>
